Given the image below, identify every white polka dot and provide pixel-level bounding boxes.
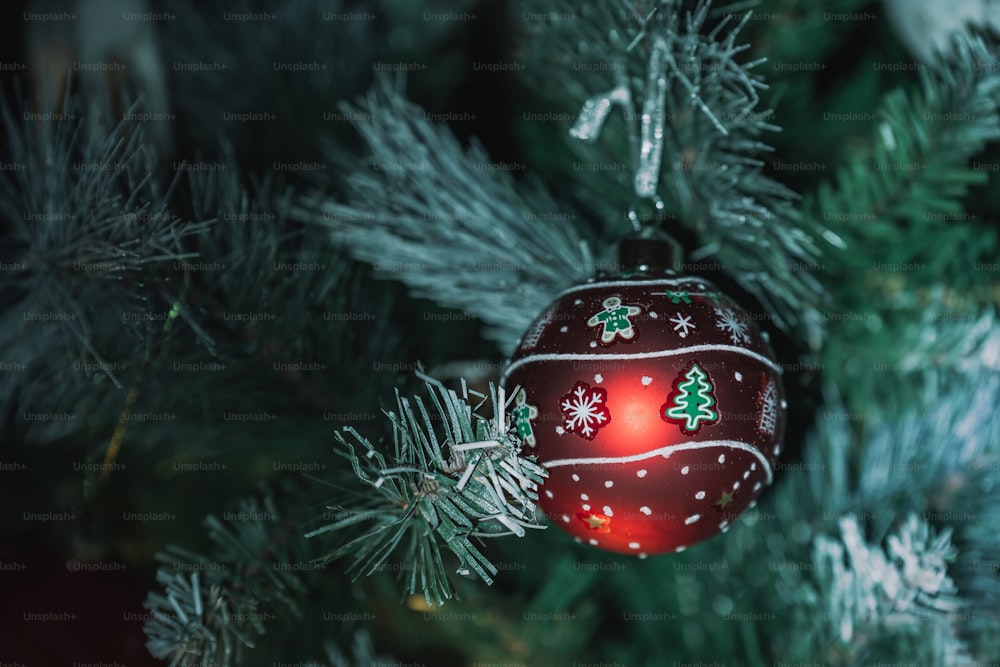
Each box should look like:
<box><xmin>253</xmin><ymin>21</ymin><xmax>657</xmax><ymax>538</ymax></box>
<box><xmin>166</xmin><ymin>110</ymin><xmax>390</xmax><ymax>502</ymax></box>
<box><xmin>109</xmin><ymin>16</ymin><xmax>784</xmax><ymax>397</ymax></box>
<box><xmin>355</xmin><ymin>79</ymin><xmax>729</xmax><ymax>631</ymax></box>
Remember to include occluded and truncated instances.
<box><xmin>695</xmin><ymin>491</ymin><xmax>706</xmax><ymax>500</ymax></box>
<box><xmin>544</xmin><ymin>489</ymin><xmax>554</xmax><ymax>499</ymax></box>
<box><xmin>719</xmin><ymin>520</ymin><xmax>730</xmax><ymax>532</ymax></box>
<box><xmin>556</xmin><ymin>426</ymin><xmax>565</xmax><ymax>435</ymax></box>
<box><xmin>638</xmin><ymin>553</ymin><xmax>648</xmax><ymax>559</ymax></box>
<box><xmin>589</xmin><ymin>341</ymin><xmax>598</xmax><ymax>348</ymax></box>
<box><xmin>641</xmin><ymin>376</ymin><xmax>653</xmax><ymax>386</ymax></box>
<box><xmin>629</xmin><ymin>542</ymin><xmax>641</xmax><ymax>550</ymax></box>
<box><xmin>572</xmin><ymin>474</ymin><xmax>580</xmax><ymax>482</ymax></box>
<box><xmin>582</xmin><ymin>504</ymin><xmax>590</xmax><ymax>511</ymax></box>
<box><xmin>718</xmin><ymin>454</ymin><xmax>725</xmax><ymax>464</ymax></box>
<box><xmin>574</xmin><ymin>299</ymin><xmax>583</xmax><ymax>305</ymax></box>
<box><xmin>604</xmin><ymin>480</ymin><xmax>614</xmax><ymax>488</ymax></box>
<box><xmin>774</xmin><ymin>444</ymin><xmax>782</xmax><ymax>455</ymax></box>
<box><xmin>561</xmin><ymin>514</ymin><xmax>570</xmax><ymax>523</ymax></box>
<box><xmin>681</xmin><ymin>466</ymin><xmax>690</xmax><ymax>475</ymax></box>
<box><xmin>640</xmin><ymin>506</ymin><xmax>652</xmax><ymax>515</ymax></box>
<box><xmin>588</xmin><ymin>538</ymin><xmax>598</xmax><ymax>545</ymax></box>
<box><xmin>674</xmin><ymin>546</ymin><xmax>686</xmax><ymax>553</ymax></box>
<box><xmin>753</xmin><ymin>481</ymin><xmax>762</xmax><ymax>492</ymax></box>
<box><xmin>780</xmin><ymin>399</ymin><xmax>787</xmax><ymax>409</ymax></box>
<box><xmin>559</xmin><ymin>325</ymin><xmax>568</xmax><ymax>333</ymax></box>
<box><xmin>734</xmin><ymin>371</ymin><xmax>743</xmax><ymax>382</ymax></box>
<box><xmin>580</xmin><ymin>493</ymin><xmax>589</xmax><ymax>500</ymax></box>
<box><xmin>685</xmin><ymin>514</ymin><xmax>701</xmax><ymax>525</ymax></box>
<box><xmin>743</xmin><ymin>470</ymin><xmax>750</xmax><ymax>480</ymax></box>
<box><xmin>733</xmin><ymin>481</ymin><xmax>740</xmax><ymax>490</ymax></box>
<box><xmin>594</xmin><ymin>373</ymin><xmax>603</xmax><ymax>384</ymax></box>
<box><xmin>574</xmin><ymin>537</ymin><xmax>583</xmax><ymax>543</ymax></box>
<box><xmin>649</xmin><ymin>311</ymin><xmax>658</xmax><ymax>319</ymax></box>
<box><xmin>603</xmin><ymin>505</ymin><xmax>614</xmax><ymax>516</ymax></box>
<box><xmin>748</xmin><ymin>500</ymin><xmax>757</xmax><ymax>509</ymax></box>
<box><xmin>761</xmin><ymin>331</ymin><xmax>770</xmax><ymax>343</ymax></box>
<box><xmin>750</xmin><ymin>463</ymin><xmax>757</xmax><ymax>471</ymax></box>
<box><xmin>637</xmin><ymin>469</ymin><xmax>648</xmax><ymax>478</ymax></box>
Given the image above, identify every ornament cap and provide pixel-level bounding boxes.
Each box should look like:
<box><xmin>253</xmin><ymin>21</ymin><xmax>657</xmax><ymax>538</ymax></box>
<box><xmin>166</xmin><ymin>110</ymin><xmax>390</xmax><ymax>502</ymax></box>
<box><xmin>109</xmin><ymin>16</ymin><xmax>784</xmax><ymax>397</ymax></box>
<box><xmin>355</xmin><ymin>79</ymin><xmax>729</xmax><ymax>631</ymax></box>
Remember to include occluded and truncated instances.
<box><xmin>615</xmin><ymin>231</ymin><xmax>684</xmax><ymax>275</ymax></box>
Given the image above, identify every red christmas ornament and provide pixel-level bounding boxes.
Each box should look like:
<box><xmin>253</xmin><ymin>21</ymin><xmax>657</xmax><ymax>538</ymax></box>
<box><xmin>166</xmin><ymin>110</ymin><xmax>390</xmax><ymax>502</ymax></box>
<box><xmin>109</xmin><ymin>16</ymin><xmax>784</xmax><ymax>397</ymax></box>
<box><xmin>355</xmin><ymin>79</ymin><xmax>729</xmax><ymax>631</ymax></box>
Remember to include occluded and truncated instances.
<box><xmin>503</xmin><ymin>238</ymin><xmax>786</xmax><ymax>556</ymax></box>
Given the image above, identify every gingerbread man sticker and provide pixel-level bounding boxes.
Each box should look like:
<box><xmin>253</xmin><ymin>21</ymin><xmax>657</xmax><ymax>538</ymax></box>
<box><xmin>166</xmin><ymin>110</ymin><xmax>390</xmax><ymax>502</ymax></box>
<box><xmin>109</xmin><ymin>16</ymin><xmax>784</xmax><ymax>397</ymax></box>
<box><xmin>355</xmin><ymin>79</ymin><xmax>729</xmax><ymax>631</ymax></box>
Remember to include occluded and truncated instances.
<box><xmin>586</xmin><ymin>296</ymin><xmax>642</xmax><ymax>344</ymax></box>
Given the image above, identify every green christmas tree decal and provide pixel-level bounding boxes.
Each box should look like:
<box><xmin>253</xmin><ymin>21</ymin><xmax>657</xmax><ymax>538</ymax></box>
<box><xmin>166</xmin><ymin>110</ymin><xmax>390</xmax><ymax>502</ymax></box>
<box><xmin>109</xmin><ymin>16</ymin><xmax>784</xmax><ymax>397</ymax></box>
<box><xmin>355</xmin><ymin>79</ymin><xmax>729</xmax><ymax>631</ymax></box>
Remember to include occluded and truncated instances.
<box><xmin>662</xmin><ymin>363</ymin><xmax>720</xmax><ymax>434</ymax></box>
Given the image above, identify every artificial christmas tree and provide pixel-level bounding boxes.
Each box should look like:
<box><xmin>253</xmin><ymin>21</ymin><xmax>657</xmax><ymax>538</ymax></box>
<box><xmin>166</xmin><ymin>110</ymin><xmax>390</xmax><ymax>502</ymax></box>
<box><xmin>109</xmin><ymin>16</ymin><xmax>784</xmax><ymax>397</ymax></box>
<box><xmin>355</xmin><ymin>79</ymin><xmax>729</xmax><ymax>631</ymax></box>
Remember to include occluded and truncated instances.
<box><xmin>2</xmin><ymin>0</ymin><xmax>999</xmax><ymax>665</ymax></box>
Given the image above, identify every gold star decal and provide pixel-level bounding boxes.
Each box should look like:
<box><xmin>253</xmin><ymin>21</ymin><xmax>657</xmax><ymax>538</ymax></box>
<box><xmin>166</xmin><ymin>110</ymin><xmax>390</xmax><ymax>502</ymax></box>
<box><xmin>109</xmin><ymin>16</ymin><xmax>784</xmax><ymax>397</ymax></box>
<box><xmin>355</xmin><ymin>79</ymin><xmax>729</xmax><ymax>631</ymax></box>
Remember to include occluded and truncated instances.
<box><xmin>576</xmin><ymin>511</ymin><xmax>611</xmax><ymax>533</ymax></box>
<box><xmin>715</xmin><ymin>490</ymin><xmax>736</xmax><ymax>510</ymax></box>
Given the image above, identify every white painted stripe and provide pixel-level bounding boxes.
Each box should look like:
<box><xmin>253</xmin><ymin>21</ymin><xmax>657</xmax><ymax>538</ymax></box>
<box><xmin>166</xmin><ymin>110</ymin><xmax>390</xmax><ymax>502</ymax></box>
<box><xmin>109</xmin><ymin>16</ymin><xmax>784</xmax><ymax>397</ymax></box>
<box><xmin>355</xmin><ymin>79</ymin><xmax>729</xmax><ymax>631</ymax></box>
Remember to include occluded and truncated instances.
<box><xmin>557</xmin><ymin>278</ymin><xmax>704</xmax><ymax>297</ymax></box>
<box><xmin>542</xmin><ymin>439</ymin><xmax>774</xmax><ymax>484</ymax></box>
<box><xmin>504</xmin><ymin>343</ymin><xmax>782</xmax><ymax>377</ymax></box>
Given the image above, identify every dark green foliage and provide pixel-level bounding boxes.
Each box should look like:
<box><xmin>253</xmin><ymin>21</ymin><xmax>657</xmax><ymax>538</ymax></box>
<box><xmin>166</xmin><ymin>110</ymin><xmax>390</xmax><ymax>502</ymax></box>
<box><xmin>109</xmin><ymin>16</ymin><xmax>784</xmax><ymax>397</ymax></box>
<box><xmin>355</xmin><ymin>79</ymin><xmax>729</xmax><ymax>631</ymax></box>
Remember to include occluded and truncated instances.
<box><xmin>3</xmin><ymin>0</ymin><xmax>1000</xmax><ymax>665</ymax></box>
<box><xmin>0</xmin><ymin>94</ymin><xmax>204</xmax><ymax>443</ymax></box>
<box><xmin>144</xmin><ymin>489</ymin><xmax>309</xmax><ymax>666</ymax></box>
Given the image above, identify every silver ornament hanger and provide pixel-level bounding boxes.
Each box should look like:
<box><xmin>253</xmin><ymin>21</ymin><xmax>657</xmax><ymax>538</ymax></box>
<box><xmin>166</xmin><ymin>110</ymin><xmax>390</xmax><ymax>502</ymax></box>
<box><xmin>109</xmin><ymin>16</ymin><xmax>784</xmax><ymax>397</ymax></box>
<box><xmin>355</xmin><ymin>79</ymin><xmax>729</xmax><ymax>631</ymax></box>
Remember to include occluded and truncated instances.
<box><xmin>569</xmin><ymin>2</ymin><xmax>739</xmax><ymax>231</ymax></box>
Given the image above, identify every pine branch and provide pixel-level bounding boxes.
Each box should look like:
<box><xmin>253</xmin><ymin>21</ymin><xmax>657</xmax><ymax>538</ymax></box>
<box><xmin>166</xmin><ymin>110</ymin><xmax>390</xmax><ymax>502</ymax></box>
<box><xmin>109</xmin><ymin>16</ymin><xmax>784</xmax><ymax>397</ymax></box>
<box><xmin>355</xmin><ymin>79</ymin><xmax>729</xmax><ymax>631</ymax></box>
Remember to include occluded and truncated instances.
<box><xmin>810</xmin><ymin>515</ymin><xmax>970</xmax><ymax>666</ymax></box>
<box><xmin>306</xmin><ymin>371</ymin><xmax>548</xmax><ymax>606</ymax></box>
<box><xmin>950</xmin><ymin>463</ymin><xmax>1000</xmax><ymax>660</ymax></box>
<box><xmin>754</xmin><ymin>369</ymin><xmax>1000</xmax><ymax>664</ymax></box>
<box><xmin>0</xmin><ymin>104</ymin><xmax>407</xmax><ymax>457</ymax></box>
<box><xmin>105</xmin><ymin>139</ymin><xmax>414</xmax><ymax>470</ymax></box>
<box><xmin>781</xmin><ymin>368</ymin><xmax>1000</xmax><ymax>531</ymax></box>
<box><xmin>179</xmin><ymin>141</ymin><xmax>405</xmax><ymax>402</ymax></box>
<box><xmin>161</xmin><ymin>0</ymin><xmax>481</xmax><ymax>169</ymax></box>
<box><xmin>0</xmin><ymin>92</ymin><xmax>206</xmax><ymax>442</ymax></box>
<box><xmin>808</xmin><ymin>32</ymin><xmax>1000</xmax><ymax>294</ymax></box>
<box><xmin>745</xmin><ymin>0</ymin><xmax>887</xmax><ymax>169</ymax></box>
<box><xmin>749</xmin><ymin>0</ymin><xmax>876</xmax><ymax>66</ymax></box>
<box><xmin>296</xmin><ymin>81</ymin><xmax>599</xmax><ymax>354</ymax></box>
<box><xmin>161</xmin><ymin>0</ymin><xmax>372</xmax><ymax>167</ymax></box>
<box><xmin>314</xmin><ymin>629</ymin><xmax>394</xmax><ymax>667</ymax></box>
<box><xmin>822</xmin><ymin>303</ymin><xmax>1000</xmax><ymax>412</ymax></box>
<box><xmin>144</xmin><ymin>489</ymin><xmax>310</xmax><ymax>667</ymax></box>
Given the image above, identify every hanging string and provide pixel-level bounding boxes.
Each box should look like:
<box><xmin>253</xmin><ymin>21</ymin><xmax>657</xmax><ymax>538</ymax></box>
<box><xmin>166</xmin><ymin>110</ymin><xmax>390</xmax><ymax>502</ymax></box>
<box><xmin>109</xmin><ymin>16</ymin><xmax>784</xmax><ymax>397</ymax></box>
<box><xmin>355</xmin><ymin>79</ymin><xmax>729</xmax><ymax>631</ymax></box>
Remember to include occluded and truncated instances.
<box><xmin>569</xmin><ymin>31</ymin><xmax>671</xmax><ymax>233</ymax></box>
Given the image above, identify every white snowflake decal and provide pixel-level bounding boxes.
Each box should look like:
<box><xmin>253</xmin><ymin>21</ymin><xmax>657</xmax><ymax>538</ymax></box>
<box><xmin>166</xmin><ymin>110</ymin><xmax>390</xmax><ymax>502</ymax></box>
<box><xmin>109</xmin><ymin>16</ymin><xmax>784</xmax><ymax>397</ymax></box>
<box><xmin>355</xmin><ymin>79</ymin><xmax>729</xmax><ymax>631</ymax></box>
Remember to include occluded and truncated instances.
<box><xmin>669</xmin><ymin>312</ymin><xmax>696</xmax><ymax>338</ymax></box>
<box><xmin>559</xmin><ymin>381</ymin><xmax>611</xmax><ymax>440</ymax></box>
<box><xmin>714</xmin><ymin>307</ymin><xmax>750</xmax><ymax>344</ymax></box>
